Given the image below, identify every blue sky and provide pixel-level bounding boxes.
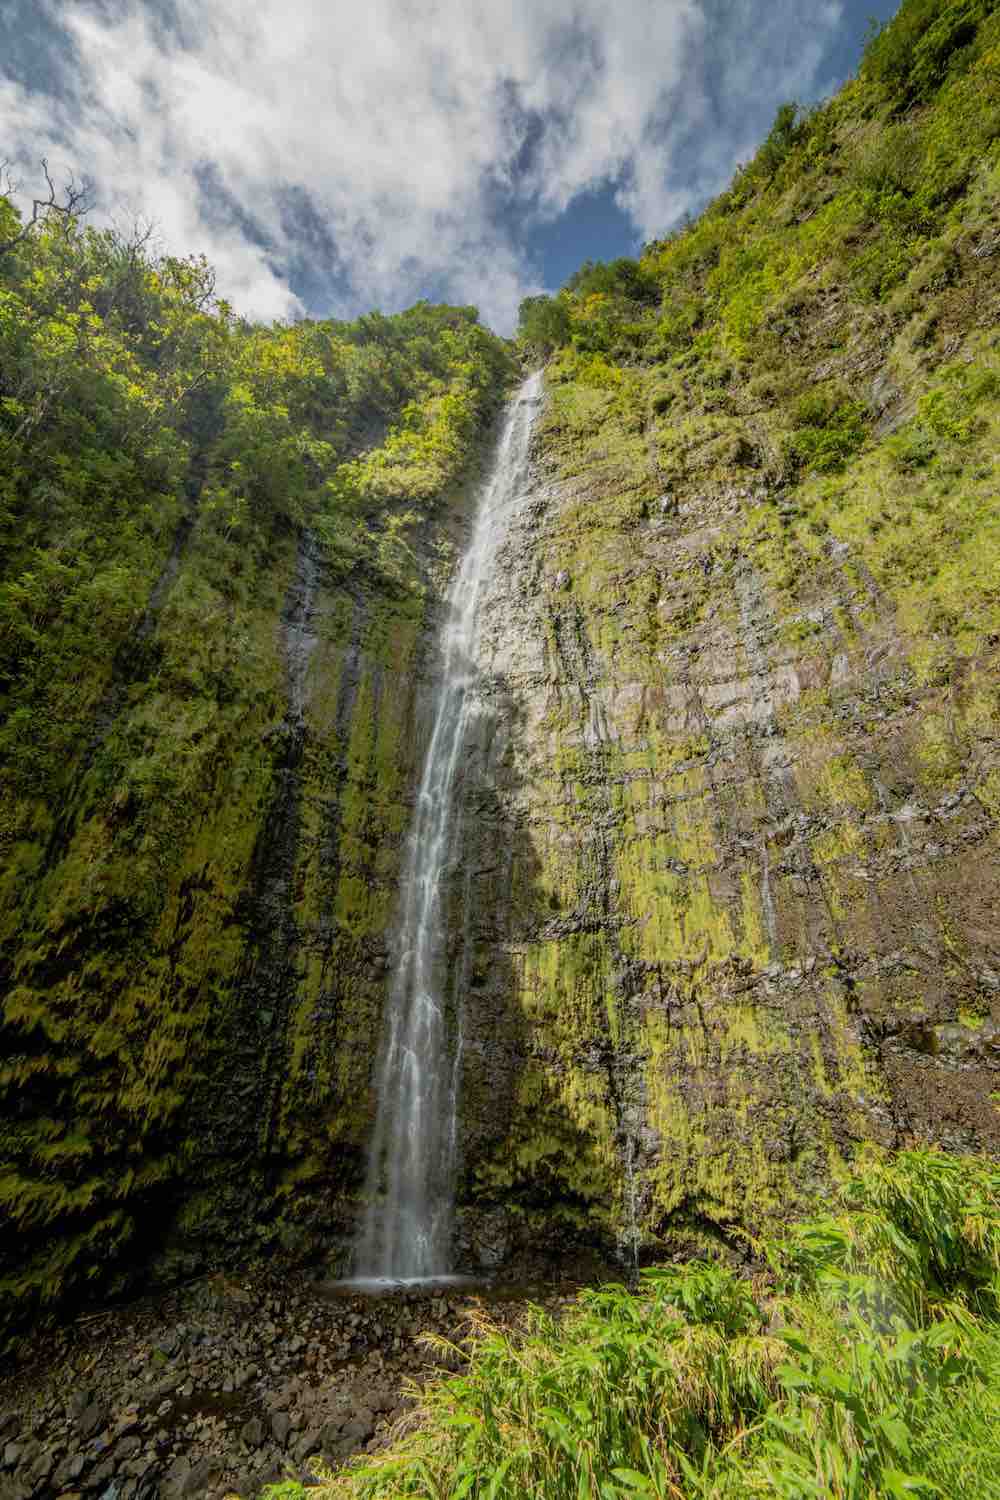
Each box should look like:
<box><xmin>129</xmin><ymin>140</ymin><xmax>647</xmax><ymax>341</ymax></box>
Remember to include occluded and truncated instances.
<box><xmin>0</xmin><ymin>0</ymin><xmax>900</xmax><ymax>331</ymax></box>
<box><xmin>527</xmin><ymin>0</ymin><xmax>900</xmax><ymax>288</ymax></box>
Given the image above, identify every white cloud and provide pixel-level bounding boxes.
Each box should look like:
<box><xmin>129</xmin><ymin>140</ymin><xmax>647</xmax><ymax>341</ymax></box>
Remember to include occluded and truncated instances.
<box><xmin>0</xmin><ymin>0</ymin><xmax>846</xmax><ymax>331</ymax></box>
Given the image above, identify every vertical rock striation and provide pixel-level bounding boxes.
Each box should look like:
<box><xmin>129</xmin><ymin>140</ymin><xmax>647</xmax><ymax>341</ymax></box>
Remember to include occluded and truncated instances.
<box><xmin>449</xmin><ymin>404</ymin><xmax>999</xmax><ymax>1267</ymax></box>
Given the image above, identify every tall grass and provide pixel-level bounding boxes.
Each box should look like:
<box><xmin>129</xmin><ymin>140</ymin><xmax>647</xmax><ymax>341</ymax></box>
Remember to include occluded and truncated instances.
<box><xmin>266</xmin><ymin>1152</ymin><xmax>1000</xmax><ymax>1499</ymax></box>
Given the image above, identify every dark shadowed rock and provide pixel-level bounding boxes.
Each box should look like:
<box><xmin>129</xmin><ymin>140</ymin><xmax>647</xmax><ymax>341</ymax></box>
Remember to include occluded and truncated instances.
<box><xmin>240</xmin><ymin>1416</ymin><xmax>264</xmax><ymax>1449</ymax></box>
<box><xmin>319</xmin><ymin>1417</ymin><xmax>344</xmax><ymax>1454</ymax></box>
<box><xmin>292</xmin><ymin>1429</ymin><xmax>319</xmax><ymax>1464</ymax></box>
<box><xmin>76</xmin><ymin>1402</ymin><xmax>108</xmax><ymax>1440</ymax></box>
<box><xmin>160</xmin><ymin>1455</ymin><xmax>191</xmax><ymax>1500</ymax></box>
<box><xmin>52</xmin><ymin>1450</ymin><xmax>87</xmax><ymax>1487</ymax></box>
<box><xmin>182</xmin><ymin>1455</ymin><xmax>222</xmax><ymax>1496</ymax></box>
<box><xmin>340</xmin><ymin>1410</ymin><xmax>375</xmax><ymax>1444</ymax></box>
<box><xmin>114</xmin><ymin>1436</ymin><xmax>142</xmax><ymax>1464</ymax></box>
<box><xmin>89</xmin><ymin>1456</ymin><xmax>117</xmax><ymax>1489</ymax></box>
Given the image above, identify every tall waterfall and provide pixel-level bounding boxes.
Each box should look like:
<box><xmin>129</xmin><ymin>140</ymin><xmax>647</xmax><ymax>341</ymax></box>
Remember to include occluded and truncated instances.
<box><xmin>355</xmin><ymin>371</ymin><xmax>543</xmax><ymax>1280</ymax></box>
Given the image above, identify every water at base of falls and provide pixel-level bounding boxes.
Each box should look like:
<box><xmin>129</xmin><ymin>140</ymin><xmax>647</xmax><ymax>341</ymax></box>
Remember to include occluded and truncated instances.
<box><xmin>352</xmin><ymin>372</ymin><xmax>543</xmax><ymax>1282</ymax></box>
<box><xmin>322</xmin><ymin>1274</ymin><xmax>486</xmax><ymax>1300</ymax></box>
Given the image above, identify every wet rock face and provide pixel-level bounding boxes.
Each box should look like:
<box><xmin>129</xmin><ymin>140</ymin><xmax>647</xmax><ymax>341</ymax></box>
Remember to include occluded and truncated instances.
<box><xmin>446</xmin><ymin>433</ymin><xmax>1000</xmax><ymax>1261</ymax></box>
<box><xmin>0</xmin><ymin>471</ymin><xmax>467</xmax><ymax>1345</ymax></box>
<box><xmin>3</xmin><ymin>358</ymin><xmax>997</xmax><ymax>1348</ymax></box>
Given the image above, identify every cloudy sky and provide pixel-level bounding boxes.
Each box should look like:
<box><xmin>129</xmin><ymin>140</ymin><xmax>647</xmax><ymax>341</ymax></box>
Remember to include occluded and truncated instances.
<box><xmin>0</xmin><ymin>0</ymin><xmax>897</xmax><ymax>332</ymax></box>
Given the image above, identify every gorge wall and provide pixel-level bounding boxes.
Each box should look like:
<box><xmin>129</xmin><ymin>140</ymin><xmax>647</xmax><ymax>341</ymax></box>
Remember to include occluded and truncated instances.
<box><xmin>444</xmin><ymin>5</ymin><xmax>1000</xmax><ymax>1261</ymax></box>
<box><xmin>450</xmin><ymin>339</ymin><xmax>1000</xmax><ymax>1269</ymax></box>
<box><xmin>3</xmin><ymin>0</ymin><xmax>1000</xmax><ymax>1350</ymax></box>
<box><xmin>0</xmin><ymin>279</ymin><xmax>513</xmax><ymax>1345</ymax></box>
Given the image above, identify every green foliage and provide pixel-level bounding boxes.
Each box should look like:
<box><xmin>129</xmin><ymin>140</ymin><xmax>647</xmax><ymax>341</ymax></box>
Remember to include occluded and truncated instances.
<box><xmin>0</xmin><ymin>200</ymin><xmax>513</xmax><ymax>1347</ymax></box>
<box><xmin>518</xmin><ymin>295</ymin><xmax>571</xmax><ymax>355</ymax></box>
<box><xmin>287</xmin><ymin>1152</ymin><xmax>1000</xmax><ymax>1500</ymax></box>
<box><xmin>643</xmin><ymin>1260</ymin><xmax>763</xmax><ymax>1336</ymax></box>
<box><xmin>783</xmin><ymin>387</ymin><xmax>868</xmax><ymax>474</ymax></box>
<box><xmin>6</xmin><ymin>0</ymin><xmax>1000</xmax><ymax>1402</ymax></box>
<box><xmin>565</xmin><ymin>258</ymin><xmax>660</xmax><ymax>306</ymax></box>
<box><xmin>777</xmin><ymin>1149</ymin><xmax>1000</xmax><ymax>1319</ymax></box>
<box><xmin>862</xmin><ymin>0</ymin><xmax>996</xmax><ymax>103</ymax></box>
<box><xmin>755</xmin><ymin>102</ymin><xmax>808</xmax><ymax>179</ymax></box>
<box><xmin>552</xmin><ymin>0</ymin><xmax>1000</xmax><ymax>375</ymax></box>
<box><xmin>882</xmin><ymin>357</ymin><xmax>997</xmax><ymax>471</ymax></box>
<box><xmin>758</xmin><ymin>1316</ymin><xmax>976</xmax><ymax>1499</ymax></box>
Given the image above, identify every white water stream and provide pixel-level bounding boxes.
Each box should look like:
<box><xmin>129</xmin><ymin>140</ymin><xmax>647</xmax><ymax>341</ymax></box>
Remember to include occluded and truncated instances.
<box><xmin>355</xmin><ymin>371</ymin><xmax>543</xmax><ymax>1279</ymax></box>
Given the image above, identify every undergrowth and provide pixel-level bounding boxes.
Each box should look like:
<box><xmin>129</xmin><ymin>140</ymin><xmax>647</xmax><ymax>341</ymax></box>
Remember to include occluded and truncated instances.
<box><xmin>262</xmin><ymin>1151</ymin><xmax>1000</xmax><ymax>1499</ymax></box>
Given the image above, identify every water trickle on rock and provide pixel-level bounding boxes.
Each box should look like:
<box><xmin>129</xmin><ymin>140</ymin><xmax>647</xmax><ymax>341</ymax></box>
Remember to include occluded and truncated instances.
<box><xmin>355</xmin><ymin>372</ymin><xmax>543</xmax><ymax>1279</ymax></box>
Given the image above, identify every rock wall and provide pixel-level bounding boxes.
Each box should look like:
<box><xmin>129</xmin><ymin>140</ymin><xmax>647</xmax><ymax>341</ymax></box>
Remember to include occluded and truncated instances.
<box><xmin>450</xmin><ymin>351</ymin><xmax>1000</xmax><ymax>1267</ymax></box>
<box><xmin>0</xmin><ymin>437</ymin><xmax>492</xmax><ymax>1339</ymax></box>
<box><xmin>445</xmin><ymin>14</ymin><xmax>1000</xmax><ymax>1263</ymax></box>
<box><xmin>8</xmin><ymin>344</ymin><xmax>996</xmax><ymax>1335</ymax></box>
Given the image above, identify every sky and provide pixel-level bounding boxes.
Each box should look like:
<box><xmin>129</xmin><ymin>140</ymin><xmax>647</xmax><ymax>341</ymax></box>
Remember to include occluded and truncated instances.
<box><xmin>0</xmin><ymin>0</ymin><xmax>900</xmax><ymax>333</ymax></box>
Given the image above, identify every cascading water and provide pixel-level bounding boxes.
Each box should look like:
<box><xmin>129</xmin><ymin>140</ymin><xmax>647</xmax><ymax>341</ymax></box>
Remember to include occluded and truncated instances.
<box><xmin>354</xmin><ymin>371</ymin><xmax>543</xmax><ymax>1282</ymax></box>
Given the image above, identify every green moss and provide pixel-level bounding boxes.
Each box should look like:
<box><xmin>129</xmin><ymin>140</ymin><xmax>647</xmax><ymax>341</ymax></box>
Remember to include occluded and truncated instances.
<box><xmin>473</xmin><ymin>1061</ymin><xmax>619</xmax><ymax>1223</ymax></box>
<box><xmin>0</xmin><ymin>226</ymin><xmax>512</xmax><ymax>1343</ymax></box>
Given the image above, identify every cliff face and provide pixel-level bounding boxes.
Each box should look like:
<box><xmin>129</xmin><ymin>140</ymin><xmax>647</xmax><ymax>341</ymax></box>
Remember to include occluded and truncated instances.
<box><xmin>0</xmin><ymin>260</ymin><xmax>512</xmax><ymax>1344</ymax></box>
<box><xmin>3</xmin><ymin>0</ymin><xmax>1000</xmax><ymax>1346</ymax></box>
<box><xmin>450</xmin><ymin>357</ymin><xmax>1000</xmax><ymax>1266</ymax></box>
<box><xmin>448</xmin><ymin>3</ymin><xmax>1000</xmax><ymax>1263</ymax></box>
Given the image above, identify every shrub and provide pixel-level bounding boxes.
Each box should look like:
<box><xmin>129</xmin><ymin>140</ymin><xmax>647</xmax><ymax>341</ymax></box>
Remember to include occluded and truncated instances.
<box><xmin>565</xmin><ymin>258</ymin><xmax>660</xmax><ymax>307</ymax></box>
<box><xmin>756</xmin><ymin>102</ymin><xmax>806</xmax><ymax>179</ymax></box>
<box><xmin>783</xmin><ymin>386</ymin><xmax>868</xmax><ymax>473</ymax></box>
<box><xmin>643</xmin><ymin>1260</ymin><xmax>763</xmax><ymax>1336</ymax></box>
<box><xmin>851</xmin><ymin>120</ymin><xmax>925</xmax><ymax>206</ymax></box>
<box><xmin>863</xmin><ymin>0</ymin><xmax>995</xmax><ymax>104</ymax></box>
<box><xmin>518</xmin><ymin>295</ymin><xmax>571</xmax><ymax>356</ymax></box>
<box><xmin>284</xmin><ymin>1152</ymin><xmax>1000</xmax><ymax>1500</ymax></box>
<box><xmin>775</xmin><ymin>1149</ymin><xmax>1000</xmax><ymax>1316</ymax></box>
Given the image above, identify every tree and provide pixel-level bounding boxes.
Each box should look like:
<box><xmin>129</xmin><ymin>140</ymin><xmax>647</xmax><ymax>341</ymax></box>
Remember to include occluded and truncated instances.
<box><xmin>564</xmin><ymin>257</ymin><xmax>659</xmax><ymax>305</ymax></box>
<box><xmin>755</xmin><ymin>102</ymin><xmax>803</xmax><ymax>179</ymax></box>
<box><xmin>517</xmin><ymin>295</ymin><xmax>571</xmax><ymax>355</ymax></box>
<box><xmin>0</xmin><ymin>158</ymin><xmax>93</xmax><ymax>260</ymax></box>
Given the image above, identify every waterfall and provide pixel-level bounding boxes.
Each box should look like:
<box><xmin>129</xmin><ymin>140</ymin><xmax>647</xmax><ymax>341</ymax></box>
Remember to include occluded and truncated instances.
<box><xmin>355</xmin><ymin>370</ymin><xmax>543</xmax><ymax>1281</ymax></box>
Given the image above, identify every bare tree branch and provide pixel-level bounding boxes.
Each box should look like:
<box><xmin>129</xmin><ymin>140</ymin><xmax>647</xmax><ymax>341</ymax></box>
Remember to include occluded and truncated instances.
<box><xmin>107</xmin><ymin>209</ymin><xmax>158</xmax><ymax>264</ymax></box>
<box><xmin>0</xmin><ymin>157</ymin><xmax>94</xmax><ymax>261</ymax></box>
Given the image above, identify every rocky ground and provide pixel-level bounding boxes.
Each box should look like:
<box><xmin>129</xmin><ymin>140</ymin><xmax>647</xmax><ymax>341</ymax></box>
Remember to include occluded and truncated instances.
<box><xmin>0</xmin><ymin>1266</ymin><xmax>577</xmax><ymax>1500</ymax></box>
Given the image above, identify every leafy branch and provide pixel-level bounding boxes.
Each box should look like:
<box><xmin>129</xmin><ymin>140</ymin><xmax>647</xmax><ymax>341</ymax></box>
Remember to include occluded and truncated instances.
<box><xmin>0</xmin><ymin>156</ymin><xmax>93</xmax><ymax>260</ymax></box>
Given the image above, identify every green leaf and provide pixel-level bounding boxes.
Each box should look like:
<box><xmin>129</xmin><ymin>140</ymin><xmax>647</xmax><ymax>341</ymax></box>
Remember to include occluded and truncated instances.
<box><xmin>484</xmin><ymin>1451</ymin><xmax>518</xmax><ymax>1500</ymax></box>
<box><xmin>882</xmin><ymin>1467</ymin><xmax>940</xmax><ymax>1498</ymax></box>
<box><xmin>610</xmin><ymin>1469</ymin><xmax>656</xmax><ymax>1493</ymax></box>
<box><xmin>875</xmin><ymin>1414</ymin><xmax>913</xmax><ymax>1457</ymax></box>
<box><xmin>779</xmin><ymin>1331</ymin><xmax>814</xmax><ymax>1356</ymax></box>
<box><xmin>776</xmin><ymin>1361</ymin><xmax>812</xmax><ymax>1389</ymax></box>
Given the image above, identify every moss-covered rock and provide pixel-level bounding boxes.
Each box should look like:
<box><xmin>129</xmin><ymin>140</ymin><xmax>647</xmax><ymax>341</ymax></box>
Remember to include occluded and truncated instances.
<box><xmin>3</xmin><ymin>0</ymin><xmax>1000</xmax><ymax>1348</ymax></box>
<box><xmin>0</xmin><ymin>243</ymin><xmax>513</xmax><ymax>1346</ymax></box>
<box><xmin>463</xmin><ymin>0</ymin><xmax>1000</xmax><ymax>1264</ymax></box>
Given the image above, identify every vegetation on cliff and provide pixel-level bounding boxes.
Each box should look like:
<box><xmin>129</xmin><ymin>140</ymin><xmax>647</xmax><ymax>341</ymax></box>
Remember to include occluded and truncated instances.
<box><xmin>268</xmin><ymin>1151</ymin><xmax>1000</xmax><ymax>1499</ymax></box>
<box><xmin>0</xmin><ymin>199</ymin><xmax>513</xmax><ymax>1346</ymax></box>
<box><xmin>2</xmin><ymin>0</ymin><xmax>999</xmax><ymax>1387</ymax></box>
<box><xmin>457</xmin><ymin>0</ymin><xmax>1000</xmax><ymax>1256</ymax></box>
